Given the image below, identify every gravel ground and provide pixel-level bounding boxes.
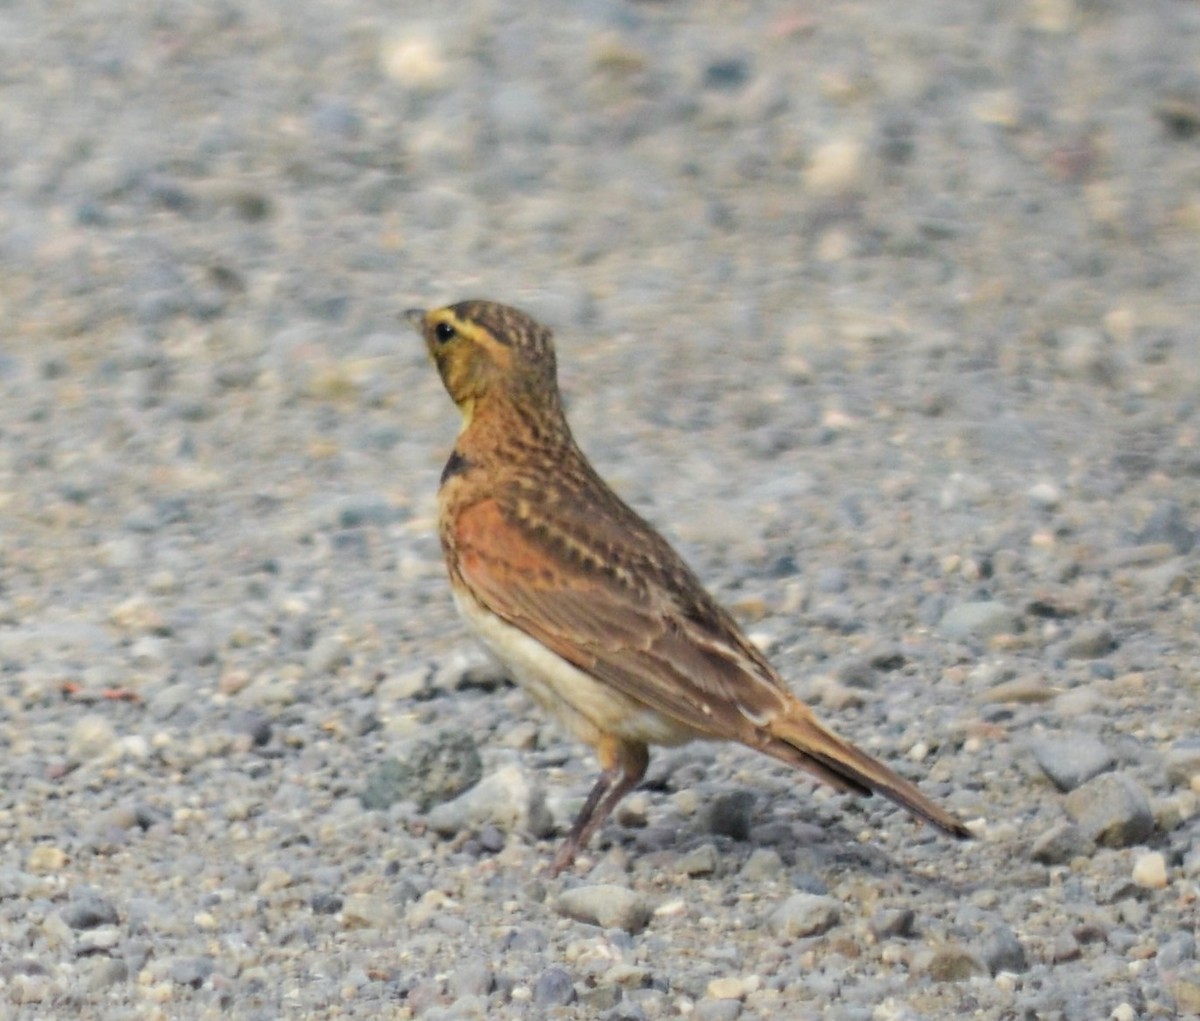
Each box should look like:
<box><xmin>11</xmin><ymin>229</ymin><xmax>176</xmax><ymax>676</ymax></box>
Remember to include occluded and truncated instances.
<box><xmin>2</xmin><ymin>2</ymin><xmax>1199</xmax><ymax>1019</ymax></box>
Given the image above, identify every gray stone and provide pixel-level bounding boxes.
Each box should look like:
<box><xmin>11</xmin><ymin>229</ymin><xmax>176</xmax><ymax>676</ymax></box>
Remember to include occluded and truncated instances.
<box><xmin>67</xmin><ymin>714</ymin><xmax>119</xmax><ymax>762</ymax></box>
<box><xmin>62</xmin><ymin>888</ymin><xmax>120</xmax><ymax>930</ymax></box>
<box><xmin>425</xmin><ymin>764</ymin><xmax>553</xmax><ymax>838</ymax></box>
<box><xmin>555</xmin><ymin>885</ymin><xmax>651</xmax><ymax>934</ymax></box>
<box><xmin>767</xmin><ymin>893</ymin><xmax>841</xmax><ymax>938</ymax></box>
<box><xmin>360</xmin><ymin>731</ymin><xmax>482</xmax><ymax>812</ymax></box>
<box><xmin>869</xmin><ymin>907</ymin><xmax>916</xmax><ymax>940</ymax></box>
<box><xmin>532</xmin><ymin>967</ymin><xmax>576</xmax><ymax>1007</ymax></box>
<box><xmin>1165</xmin><ymin>738</ymin><xmax>1200</xmax><ymax>787</ymax></box>
<box><xmin>695</xmin><ymin>998</ymin><xmax>743</xmax><ymax>1021</ymax></box>
<box><xmin>939</xmin><ymin>602</ymin><xmax>1021</xmax><ymax>641</ymax></box>
<box><xmin>707</xmin><ymin>790</ymin><xmax>754</xmax><ymax>841</ymax></box>
<box><xmin>1136</xmin><ymin>501</ymin><xmax>1195</xmax><ymax>554</ymax></box>
<box><xmin>168</xmin><ymin>956</ymin><xmax>215</xmax><ymax>988</ymax></box>
<box><xmin>980</xmin><ymin>926</ymin><xmax>1028</xmax><ymax>974</ymax></box>
<box><xmin>1030</xmin><ymin>822</ymin><xmax>1095</xmax><ymax>864</ymax></box>
<box><xmin>1029</xmin><ymin>732</ymin><xmax>1115</xmax><ymax>791</ymax></box>
<box><xmin>1060</xmin><ymin>624</ymin><xmax>1117</xmax><ymax>659</ymax></box>
<box><xmin>448</xmin><ymin>959</ymin><xmax>492</xmax><ymax>998</ymax></box>
<box><xmin>1064</xmin><ymin>773</ymin><xmax>1155</xmax><ymax>847</ymax></box>
<box><xmin>677</xmin><ymin>843</ymin><xmax>719</xmax><ymax>876</ymax></box>
<box><xmin>740</xmin><ymin>848</ymin><xmax>784</xmax><ymax>881</ymax></box>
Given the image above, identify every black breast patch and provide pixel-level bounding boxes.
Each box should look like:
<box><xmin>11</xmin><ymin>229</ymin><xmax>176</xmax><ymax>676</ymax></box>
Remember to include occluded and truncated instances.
<box><xmin>440</xmin><ymin>450</ymin><xmax>471</xmax><ymax>485</ymax></box>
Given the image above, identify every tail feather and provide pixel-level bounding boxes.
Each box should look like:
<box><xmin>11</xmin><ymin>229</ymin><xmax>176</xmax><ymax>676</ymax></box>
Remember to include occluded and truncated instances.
<box><xmin>765</xmin><ymin>704</ymin><xmax>972</xmax><ymax>839</ymax></box>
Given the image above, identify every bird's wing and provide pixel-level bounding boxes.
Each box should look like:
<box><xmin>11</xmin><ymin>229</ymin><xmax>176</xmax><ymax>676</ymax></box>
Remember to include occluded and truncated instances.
<box><xmin>449</xmin><ymin>496</ymin><xmax>793</xmax><ymax>744</ymax></box>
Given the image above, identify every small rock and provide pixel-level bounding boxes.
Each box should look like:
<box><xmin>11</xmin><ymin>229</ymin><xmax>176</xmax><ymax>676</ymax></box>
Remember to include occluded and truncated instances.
<box><xmin>67</xmin><ymin>714</ymin><xmax>119</xmax><ymax>762</ymax></box>
<box><xmin>1064</xmin><ymin>773</ymin><xmax>1155</xmax><ymax>847</ymax></box>
<box><xmin>310</xmin><ymin>892</ymin><xmax>342</xmax><ymax>915</ymax></box>
<box><xmin>449</xmin><ymin>959</ymin><xmax>493</xmax><ymax>998</ymax></box>
<box><xmin>706</xmin><ymin>976</ymin><xmax>747</xmax><ymax>1000</ymax></box>
<box><xmin>1030</xmin><ymin>822</ymin><xmax>1094</xmax><ymax>864</ymax></box>
<box><xmin>1165</xmin><ymin>738</ymin><xmax>1200</xmax><ymax>787</ymax></box>
<box><xmin>27</xmin><ymin>846</ymin><xmax>69</xmax><ymax>873</ymax></box>
<box><xmin>707</xmin><ymin>791</ymin><xmax>754</xmax><ymax>841</ymax></box>
<box><xmin>1027</xmin><ymin>482</ymin><xmax>1062</xmax><ymax>510</ymax></box>
<box><xmin>981</xmin><ymin>927</ymin><xmax>1028</xmax><ymax>974</ymax></box>
<box><xmin>62</xmin><ymin>888</ymin><xmax>119</xmax><ymax>930</ymax></box>
<box><xmin>425</xmin><ymin>764</ymin><xmax>553</xmax><ymax>838</ymax></box>
<box><xmin>305</xmin><ymin>634</ymin><xmax>351</xmax><ymax>675</ymax></box>
<box><xmin>678</xmin><ymin>843</ymin><xmax>719</xmax><ymax>877</ymax></box>
<box><xmin>740</xmin><ymin>848</ymin><xmax>784</xmax><ymax>881</ymax></box>
<box><xmin>1172</xmin><ymin>977</ymin><xmax>1200</xmax><ymax>1015</ymax></box>
<box><xmin>920</xmin><ymin>944</ymin><xmax>988</xmax><ymax>982</ymax></box>
<box><xmin>361</xmin><ymin>731</ymin><xmax>482</xmax><ymax>812</ymax></box>
<box><xmin>379</xmin><ymin>32</ymin><xmax>449</xmax><ymax>90</ymax></box>
<box><xmin>939</xmin><ymin>602</ymin><xmax>1021</xmax><ymax>641</ymax></box>
<box><xmin>1131</xmin><ymin>851</ymin><xmax>1168</xmax><ymax>889</ymax></box>
<box><xmin>555</xmin><ymin>885</ymin><xmax>651</xmax><ymax>934</ymax></box>
<box><xmin>804</xmin><ymin>137</ymin><xmax>863</xmax><ymax>196</ymax></box>
<box><xmin>978</xmin><ymin>676</ymin><xmax>1056</xmax><ymax>704</ymax></box>
<box><xmin>533</xmin><ymin>966</ymin><xmax>576</xmax><ymax>1007</ymax></box>
<box><xmin>1029</xmin><ymin>733</ymin><xmax>1115</xmax><ymax>791</ymax></box>
<box><xmin>869</xmin><ymin>907</ymin><xmax>916</xmax><ymax>940</ymax></box>
<box><xmin>696</xmin><ymin>998</ymin><xmax>743</xmax><ymax>1021</ymax></box>
<box><xmin>1060</xmin><ymin>624</ymin><xmax>1117</xmax><ymax>660</ymax></box>
<box><xmin>341</xmin><ymin>893</ymin><xmax>396</xmax><ymax>930</ymax></box>
<box><xmin>1135</xmin><ymin>501</ymin><xmax>1195</xmax><ymax>555</ymax></box>
<box><xmin>168</xmin><ymin>956</ymin><xmax>215</xmax><ymax>989</ymax></box>
<box><xmin>767</xmin><ymin>893</ymin><xmax>840</xmax><ymax>938</ymax></box>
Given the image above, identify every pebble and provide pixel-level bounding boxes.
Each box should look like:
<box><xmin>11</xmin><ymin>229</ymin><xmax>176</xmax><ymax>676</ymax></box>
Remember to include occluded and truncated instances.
<box><xmin>425</xmin><ymin>764</ymin><xmax>553</xmax><ymax>838</ymax></box>
<box><xmin>61</xmin><ymin>888</ymin><xmax>120</xmax><ymax>930</ymax></box>
<box><xmin>1060</xmin><ymin>624</ymin><xmax>1117</xmax><ymax>660</ymax></box>
<box><xmin>1131</xmin><ymin>851</ymin><xmax>1168</xmax><ymax>890</ymax></box>
<box><xmin>1029</xmin><ymin>732</ymin><xmax>1116</xmax><ymax>791</ymax></box>
<box><xmin>981</xmin><ymin>926</ymin><xmax>1028</xmax><ymax>974</ymax></box>
<box><xmin>555</xmin><ymin>885</ymin><xmax>652</xmax><ymax>934</ymax></box>
<box><xmin>740</xmin><ymin>848</ymin><xmax>785</xmax><ymax>882</ymax></box>
<box><xmin>1030</xmin><ymin>822</ymin><xmax>1095</xmax><ymax>864</ymax></box>
<box><xmin>695</xmin><ymin>998</ymin><xmax>743</xmax><ymax>1021</ymax></box>
<box><xmin>1165</xmin><ymin>738</ymin><xmax>1200</xmax><ymax>787</ymax></box>
<box><xmin>919</xmin><ymin>944</ymin><xmax>988</xmax><ymax>982</ymax></box>
<box><xmin>767</xmin><ymin>893</ymin><xmax>841</xmax><ymax>938</ymax></box>
<box><xmin>677</xmin><ymin>843</ymin><xmax>719</xmax><ymax>876</ymax></box>
<box><xmin>939</xmin><ymin>602</ymin><xmax>1022</xmax><ymax>641</ymax></box>
<box><xmin>67</xmin><ymin>714</ymin><xmax>119</xmax><ymax>762</ymax></box>
<box><xmin>532</xmin><ymin>967</ymin><xmax>576</xmax><ymax>1007</ymax></box>
<box><xmin>706</xmin><ymin>791</ymin><xmax>755</xmax><ymax>841</ymax></box>
<box><xmin>804</xmin><ymin>137</ymin><xmax>864</xmax><ymax>196</ymax></box>
<box><xmin>1064</xmin><ymin>773</ymin><xmax>1156</xmax><ymax>848</ymax></box>
<box><xmin>360</xmin><ymin>731</ymin><xmax>482</xmax><ymax>812</ymax></box>
<box><xmin>869</xmin><ymin>907</ymin><xmax>916</xmax><ymax>940</ymax></box>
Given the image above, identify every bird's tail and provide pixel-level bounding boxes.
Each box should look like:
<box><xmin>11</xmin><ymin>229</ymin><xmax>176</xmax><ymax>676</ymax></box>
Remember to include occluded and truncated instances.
<box><xmin>764</xmin><ymin>702</ymin><xmax>972</xmax><ymax>839</ymax></box>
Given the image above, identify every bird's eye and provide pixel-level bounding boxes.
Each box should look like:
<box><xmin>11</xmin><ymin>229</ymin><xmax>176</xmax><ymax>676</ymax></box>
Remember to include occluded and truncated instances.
<box><xmin>434</xmin><ymin>321</ymin><xmax>457</xmax><ymax>344</ymax></box>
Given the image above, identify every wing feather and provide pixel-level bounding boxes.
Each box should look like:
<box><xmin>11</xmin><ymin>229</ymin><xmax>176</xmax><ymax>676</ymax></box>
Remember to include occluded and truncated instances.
<box><xmin>450</xmin><ymin>496</ymin><xmax>791</xmax><ymax>742</ymax></box>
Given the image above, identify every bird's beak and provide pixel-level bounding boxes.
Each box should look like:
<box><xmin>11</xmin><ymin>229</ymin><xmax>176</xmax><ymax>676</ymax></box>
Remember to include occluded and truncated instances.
<box><xmin>403</xmin><ymin>308</ymin><xmax>427</xmax><ymax>329</ymax></box>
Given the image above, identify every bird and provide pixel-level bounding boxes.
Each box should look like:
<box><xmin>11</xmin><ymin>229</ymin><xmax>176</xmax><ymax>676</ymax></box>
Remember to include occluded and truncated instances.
<box><xmin>407</xmin><ymin>299</ymin><xmax>972</xmax><ymax>875</ymax></box>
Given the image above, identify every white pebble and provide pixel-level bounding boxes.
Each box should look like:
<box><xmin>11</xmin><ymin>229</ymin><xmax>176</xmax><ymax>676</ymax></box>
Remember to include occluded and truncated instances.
<box><xmin>1131</xmin><ymin>851</ymin><xmax>1168</xmax><ymax>889</ymax></box>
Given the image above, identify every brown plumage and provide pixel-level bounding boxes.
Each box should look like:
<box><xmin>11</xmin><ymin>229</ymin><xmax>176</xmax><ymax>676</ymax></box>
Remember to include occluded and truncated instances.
<box><xmin>408</xmin><ymin>299</ymin><xmax>972</xmax><ymax>874</ymax></box>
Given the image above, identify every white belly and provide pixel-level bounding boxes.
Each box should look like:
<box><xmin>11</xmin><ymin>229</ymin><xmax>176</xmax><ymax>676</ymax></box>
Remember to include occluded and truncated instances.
<box><xmin>453</xmin><ymin>591</ymin><xmax>698</xmax><ymax>748</ymax></box>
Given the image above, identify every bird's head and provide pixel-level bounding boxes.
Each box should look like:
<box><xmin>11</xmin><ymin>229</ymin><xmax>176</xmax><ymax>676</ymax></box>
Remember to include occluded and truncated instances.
<box><xmin>406</xmin><ymin>300</ymin><xmax>560</xmax><ymax>424</ymax></box>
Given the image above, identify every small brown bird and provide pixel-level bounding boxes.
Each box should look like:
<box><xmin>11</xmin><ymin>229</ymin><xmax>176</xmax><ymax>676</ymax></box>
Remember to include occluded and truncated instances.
<box><xmin>408</xmin><ymin>300</ymin><xmax>971</xmax><ymax>874</ymax></box>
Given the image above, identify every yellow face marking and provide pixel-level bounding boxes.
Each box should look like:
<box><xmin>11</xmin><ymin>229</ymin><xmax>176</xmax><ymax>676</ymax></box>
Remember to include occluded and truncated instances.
<box><xmin>422</xmin><ymin>307</ymin><xmax>514</xmax><ymax>413</ymax></box>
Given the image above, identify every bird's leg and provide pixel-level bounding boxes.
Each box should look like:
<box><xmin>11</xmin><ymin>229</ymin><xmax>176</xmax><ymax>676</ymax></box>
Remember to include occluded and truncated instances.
<box><xmin>549</xmin><ymin>741</ymin><xmax>649</xmax><ymax>877</ymax></box>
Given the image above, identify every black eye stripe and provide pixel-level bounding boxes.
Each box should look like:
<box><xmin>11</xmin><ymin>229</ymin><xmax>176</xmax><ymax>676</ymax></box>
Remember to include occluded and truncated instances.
<box><xmin>434</xmin><ymin>321</ymin><xmax>457</xmax><ymax>343</ymax></box>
